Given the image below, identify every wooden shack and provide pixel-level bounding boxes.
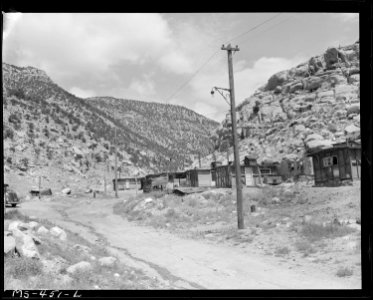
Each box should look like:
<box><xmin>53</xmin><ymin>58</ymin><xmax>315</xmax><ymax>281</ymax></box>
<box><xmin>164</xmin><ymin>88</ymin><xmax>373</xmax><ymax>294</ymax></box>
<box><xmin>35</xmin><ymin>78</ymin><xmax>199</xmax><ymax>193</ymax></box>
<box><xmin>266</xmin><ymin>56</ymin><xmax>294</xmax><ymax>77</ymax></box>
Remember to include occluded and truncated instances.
<box><xmin>259</xmin><ymin>159</ymin><xmax>282</xmax><ymax>185</ymax></box>
<box><xmin>113</xmin><ymin>177</ymin><xmax>140</xmax><ymax>191</ymax></box>
<box><xmin>306</xmin><ymin>140</ymin><xmax>361</xmax><ymax>186</ymax></box>
<box><xmin>185</xmin><ymin>168</ymin><xmax>212</xmax><ymax>187</ymax></box>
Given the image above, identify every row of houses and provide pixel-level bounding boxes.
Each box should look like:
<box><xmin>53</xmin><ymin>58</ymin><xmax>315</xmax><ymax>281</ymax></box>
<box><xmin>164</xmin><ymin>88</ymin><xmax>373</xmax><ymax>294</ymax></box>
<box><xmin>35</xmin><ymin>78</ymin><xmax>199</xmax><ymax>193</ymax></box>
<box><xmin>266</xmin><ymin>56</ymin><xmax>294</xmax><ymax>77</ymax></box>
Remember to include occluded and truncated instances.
<box><xmin>113</xmin><ymin>140</ymin><xmax>361</xmax><ymax>191</ymax></box>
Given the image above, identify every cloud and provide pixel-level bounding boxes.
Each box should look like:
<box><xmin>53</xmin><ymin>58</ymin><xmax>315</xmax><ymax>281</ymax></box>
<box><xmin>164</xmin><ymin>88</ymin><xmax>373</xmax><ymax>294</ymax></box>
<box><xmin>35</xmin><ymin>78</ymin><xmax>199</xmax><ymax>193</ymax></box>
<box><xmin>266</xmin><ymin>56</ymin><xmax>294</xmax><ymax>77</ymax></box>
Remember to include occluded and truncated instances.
<box><xmin>187</xmin><ymin>54</ymin><xmax>306</xmax><ymax>121</ymax></box>
<box><xmin>2</xmin><ymin>12</ymin><xmax>23</xmax><ymax>40</ymax></box>
<box><xmin>128</xmin><ymin>77</ymin><xmax>156</xmax><ymax>98</ymax></box>
<box><xmin>69</xmin><ymin>86</ymin><xmax>96</xmax><ymax>98</ymax></box>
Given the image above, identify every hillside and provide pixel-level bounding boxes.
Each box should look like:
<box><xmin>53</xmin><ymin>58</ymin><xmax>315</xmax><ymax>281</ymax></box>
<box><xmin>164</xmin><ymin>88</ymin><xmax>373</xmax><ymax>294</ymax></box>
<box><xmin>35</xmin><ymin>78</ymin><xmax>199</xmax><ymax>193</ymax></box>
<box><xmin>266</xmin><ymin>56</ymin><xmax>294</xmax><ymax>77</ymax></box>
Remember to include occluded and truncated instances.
<box><xmin>2</xmin><ymin>63</ymin><xmax>218</xmax><ymax>189</ymax></box>
<box><xmin>199</xmin><ymin>41</ymin><xmax>360</xmax><ymax>168</ymax></box>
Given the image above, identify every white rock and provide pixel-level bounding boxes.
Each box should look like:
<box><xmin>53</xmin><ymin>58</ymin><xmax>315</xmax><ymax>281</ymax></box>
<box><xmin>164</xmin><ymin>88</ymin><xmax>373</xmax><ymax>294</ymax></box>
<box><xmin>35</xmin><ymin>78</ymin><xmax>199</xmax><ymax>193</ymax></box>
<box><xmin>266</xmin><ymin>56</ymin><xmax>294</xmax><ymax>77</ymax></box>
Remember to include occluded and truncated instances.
<box><xmin>347</xmin><ymin>223</ymin><xmax>361</xmax><ymax>231</ymax></box>
<box><xmin>144</xmin><ymin>197</ymin><xmax>153</xmax><ymax>204</ymax></box>
<box><xmin>272</xmin><ymin>197</ymin><xmax>280</xmax><ymax>204</ymax></box>
<box><xmin>8</xmin><ymin>221</ymin><xmax>22</xmax><ymax>231</ymax></box>
<box><xmin>37</xmin><ymin>226</ymin><xmax>49</xmax><ymax>235</ymax></box>
<box><xmin>12</xmin><ymin>229</ymin><xmax>40</xmax><ymax>259</ymax></box>
<box><xmin>90</xmin><ymin>256</ymin><xmax>96</xmax><ymax>261</ymax></box>
<box><xmin>62</xmin><ymin>188</ymin><xmax>71</xmax><ymax>195</ymax></box>
<box><xmin>98</xmin><ymin>256</ymin><xmax>117</xmax><ymax>267</ymax></box>
<box><xmin>4</xmin><ymin>236</ymin><xmax>16</xmax><ymax>255</ymax></box>
<box><xmin>114</xmin><ymin>273</ymin><xmax>120</xmax><ymax>277</ymax></box>
<box><xmin>66</xmin><ymin>261</ymin><xmax>92</xmax><ymax>274</ymax></box>
<box><xmin>28</xmin><ymin>221</ymin><xmax>39</xmax><ymax>230</ymax></box>
<box><xmin>50</xmin><ymin>226</ymin><xmax>67</xmax><ymax>241</ymax></box>
<box><xmin>346</xmin><ymin>241</ymin><xmax>359</xmax><ymax>251</ymax></box>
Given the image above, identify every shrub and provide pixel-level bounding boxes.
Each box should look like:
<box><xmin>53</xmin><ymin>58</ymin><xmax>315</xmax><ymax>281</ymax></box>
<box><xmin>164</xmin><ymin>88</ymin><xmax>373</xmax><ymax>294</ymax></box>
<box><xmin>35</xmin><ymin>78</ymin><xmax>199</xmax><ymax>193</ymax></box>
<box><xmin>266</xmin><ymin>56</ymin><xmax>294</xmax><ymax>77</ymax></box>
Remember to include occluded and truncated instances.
<box><xmin>336</xmin><ymin>267</ymin><xmax>353</xmax><ymax>277</ymax></box>
<box><xmin>301</xmin><ymin>223</ymin><xmax>356</xmax><ymax>242</ymax></box>
<box><xmin>6</xmin><ymin>157</ymin><xmax>12</xmax><ymax>165</ymax></box>
<box><xmin>4</xmin><ymin>127</ymin><xmax>14</xmax><ymax>140</ymax></box>
<box><xmin>4</xmin><ymin>256</ymin><xmax>43</xmax><ymax>279</ymax></box>
<box><xmin>274</xmin><ymin>247</ymin><xmax>290</xmax><ymax>256</ymax></box>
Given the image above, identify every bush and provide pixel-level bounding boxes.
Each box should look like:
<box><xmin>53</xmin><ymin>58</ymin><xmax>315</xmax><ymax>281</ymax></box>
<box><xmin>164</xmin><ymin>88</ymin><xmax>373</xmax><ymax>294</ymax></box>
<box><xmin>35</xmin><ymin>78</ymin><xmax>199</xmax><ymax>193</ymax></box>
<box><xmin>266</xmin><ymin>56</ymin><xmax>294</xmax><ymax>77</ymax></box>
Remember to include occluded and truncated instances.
<box><xmin>4</xmin><ymin>256</ymin><xmax>43</xmax><ymax>279</ymax></box>
<box><xmin>301</xmin><ymin>223</ymin><xmax>356</xmax><ymax>242</ymax></box>
<box><xmin>274</xmin><ymin>246</ymin><xmax>290</xmax><ymax>256</ymax></box>
<box><xmin>336</xmin><ymin>267</ymin><xmax>353</xmax><ymax>277</ymax></box>
<box><xmin>4</xmin><ymin>127</ymin><xmax>14</xmax><ymax>140</ymax></box>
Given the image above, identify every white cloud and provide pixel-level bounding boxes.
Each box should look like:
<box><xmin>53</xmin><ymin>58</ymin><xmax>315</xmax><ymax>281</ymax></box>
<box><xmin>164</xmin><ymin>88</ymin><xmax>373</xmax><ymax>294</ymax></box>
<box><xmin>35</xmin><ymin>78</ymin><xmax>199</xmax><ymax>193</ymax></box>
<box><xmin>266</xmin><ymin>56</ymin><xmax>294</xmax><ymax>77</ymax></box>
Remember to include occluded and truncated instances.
<box><xmin>187</xmin><ymin>54</ymin><xmax>306</xmax><ymax>121</ymax></box>
<box><xmin>2</xmin><ymin>12</ymin><xmax>23</xmax><ymax>40</ymax></box>
<box><xmin>128</xmin><ymin>78</ymin><xmax>156</xmax><ymax>97</ymax></box>
<box><xmin>69</xmin><ymin>86</ymin><xmax>96</xmax><ymax>98</ymax></box>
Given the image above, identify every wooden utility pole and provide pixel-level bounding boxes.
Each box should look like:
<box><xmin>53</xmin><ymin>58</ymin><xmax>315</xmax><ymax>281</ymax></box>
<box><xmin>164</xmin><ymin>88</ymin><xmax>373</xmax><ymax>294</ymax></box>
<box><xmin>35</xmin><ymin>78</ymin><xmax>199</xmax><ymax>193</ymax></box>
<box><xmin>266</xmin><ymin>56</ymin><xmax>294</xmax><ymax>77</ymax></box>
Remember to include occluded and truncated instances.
<box><xmin>114</xmin><ymin>127</ymin><xmax>118</xmax><ymax>198</ymax></box>
<box><xmin>222</xmin><ymin>44</ymin><xmax>244</xmax><ymax>229</ymax></box>
<box><xmin>38</xmin><ymin>176</ymin><xmax>41</xmax><ymax>200</ymax></box>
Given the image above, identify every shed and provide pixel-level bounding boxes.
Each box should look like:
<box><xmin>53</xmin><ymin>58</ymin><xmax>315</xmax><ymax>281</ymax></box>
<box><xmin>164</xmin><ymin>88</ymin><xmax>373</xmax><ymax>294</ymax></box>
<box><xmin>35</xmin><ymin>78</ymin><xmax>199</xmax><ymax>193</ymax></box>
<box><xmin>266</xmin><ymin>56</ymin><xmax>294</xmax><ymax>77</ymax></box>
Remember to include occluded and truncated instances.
<box><xmin>113</xmin><ymin>177</ymin><xmax>141</xmax><ymax>191</ymax></box>
<box><xmin>306</xmin><ymin>140</ymin><xmax>361</xmax><ymax>186</ymax></box>
<box><xmin>185</xmin><ymin>168</ymin><xmax>212</xmax><ymax>187</ymax></box>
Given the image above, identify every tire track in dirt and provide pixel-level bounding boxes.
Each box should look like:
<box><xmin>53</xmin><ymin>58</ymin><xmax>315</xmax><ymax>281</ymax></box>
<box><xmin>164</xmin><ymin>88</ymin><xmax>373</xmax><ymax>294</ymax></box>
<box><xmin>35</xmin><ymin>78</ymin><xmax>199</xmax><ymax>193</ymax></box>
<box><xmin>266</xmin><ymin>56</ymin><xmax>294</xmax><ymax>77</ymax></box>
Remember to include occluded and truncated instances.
<box><xmin>55</xmin><ymin>205</ymin><xmax>204</xmax><ymax>289</ymax></box>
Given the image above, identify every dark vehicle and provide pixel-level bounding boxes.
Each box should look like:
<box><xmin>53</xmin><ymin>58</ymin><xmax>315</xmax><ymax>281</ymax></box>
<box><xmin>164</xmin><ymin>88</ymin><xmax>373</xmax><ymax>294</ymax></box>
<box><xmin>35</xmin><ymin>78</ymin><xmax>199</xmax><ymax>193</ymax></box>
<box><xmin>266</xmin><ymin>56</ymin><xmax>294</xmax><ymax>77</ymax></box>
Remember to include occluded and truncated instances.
<box><xmin>4</xmin><ymin>184</ymin><xmax>20</xmax><ymax>207</ymax></box>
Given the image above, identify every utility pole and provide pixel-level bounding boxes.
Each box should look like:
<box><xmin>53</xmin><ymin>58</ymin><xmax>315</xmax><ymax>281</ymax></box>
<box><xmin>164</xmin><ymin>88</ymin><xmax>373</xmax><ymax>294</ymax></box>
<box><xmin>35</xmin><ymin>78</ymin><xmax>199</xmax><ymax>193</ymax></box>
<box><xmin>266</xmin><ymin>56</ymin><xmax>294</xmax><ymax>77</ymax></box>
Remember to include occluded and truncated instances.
<box><xmin>222</xmin><ymin>44</ymin><xmax>244</xmax><ymax>229</ymax></box>
<box><xmin>114</xmin><ymin>127</ymin><xmax>118</xmax><ymax>198</ymax></box>
<box><xmin>38</xmin><ymin>176</ymin><xmax>41</xmax><ymax>200</ymax></box>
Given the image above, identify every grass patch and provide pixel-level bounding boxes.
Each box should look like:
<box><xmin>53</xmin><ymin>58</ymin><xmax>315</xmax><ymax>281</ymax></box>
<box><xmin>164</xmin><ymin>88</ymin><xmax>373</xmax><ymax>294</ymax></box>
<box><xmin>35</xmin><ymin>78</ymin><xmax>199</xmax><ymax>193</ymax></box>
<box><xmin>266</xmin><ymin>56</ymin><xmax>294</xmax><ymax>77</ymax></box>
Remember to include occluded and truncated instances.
<box><xmin>4</xmin><ymin>256</ymin><xmax>43</xmax><ymax>279</ymax></box>
<box><xmin>301</xmin><ymin>223</ymin><xmax>356</xmax><ymax>242</ymax></box>
<box><xmin>294</xmin><ymin>240</ymin><xmax>317</xmax><ymax>256</ymax></box>
<box><xmin>4</xmin><ymin>210</ymin><xmax>33</xmax><ymax>222</ymax></box>
<box><xmin>336</xmin><ymin>267</ymin><xmax>353</xmax><ymax>277</ymax></box>
<box><xmin>274</xmin><ymin>246</ymin><xmax>291</xmax><ymax>256</ymax></box>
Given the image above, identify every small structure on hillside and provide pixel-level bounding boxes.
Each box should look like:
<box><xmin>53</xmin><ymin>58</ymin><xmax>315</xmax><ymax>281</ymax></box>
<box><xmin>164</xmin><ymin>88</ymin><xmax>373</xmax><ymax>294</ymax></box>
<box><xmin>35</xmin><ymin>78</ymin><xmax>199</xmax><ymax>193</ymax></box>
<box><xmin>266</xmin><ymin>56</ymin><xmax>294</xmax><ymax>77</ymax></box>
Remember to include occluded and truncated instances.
<box><xmin>259</xmin><ymin>159</ymin><xmax>282</xmax><ymax>185</ymax></box>
<box><xmin>185</xmin><ymin>168</ymin><xmax>212</xmax><ymax>187</ymax></box>
<box><xmin>113</xmin><ymin>177</ymin><xmax>141</xmax><ymax>191</ymax></box>
<box><xmin>306</xmin><ymin>140</ymin><xmax>361</xmax><ymax>186</ymax></box>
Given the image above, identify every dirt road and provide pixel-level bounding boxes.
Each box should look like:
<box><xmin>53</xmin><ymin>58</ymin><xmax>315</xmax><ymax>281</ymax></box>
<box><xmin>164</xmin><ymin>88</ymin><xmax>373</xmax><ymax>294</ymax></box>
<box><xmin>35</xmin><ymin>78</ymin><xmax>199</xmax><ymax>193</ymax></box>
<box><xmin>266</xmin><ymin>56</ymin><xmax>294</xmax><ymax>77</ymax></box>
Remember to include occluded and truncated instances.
<box><xmin>16</xmin><ymin>193</ymin><xmax>361</xmax><ymax>289</ymax></box>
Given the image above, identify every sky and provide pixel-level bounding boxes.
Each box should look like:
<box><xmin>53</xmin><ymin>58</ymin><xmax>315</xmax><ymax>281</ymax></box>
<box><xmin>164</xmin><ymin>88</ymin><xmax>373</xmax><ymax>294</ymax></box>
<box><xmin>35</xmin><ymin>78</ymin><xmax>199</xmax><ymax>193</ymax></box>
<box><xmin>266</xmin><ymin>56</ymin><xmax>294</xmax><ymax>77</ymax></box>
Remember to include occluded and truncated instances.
<box><xmin>3</xmin><ymin>13</ymin><xmax>359</xmax><ymax>122</ymax></box>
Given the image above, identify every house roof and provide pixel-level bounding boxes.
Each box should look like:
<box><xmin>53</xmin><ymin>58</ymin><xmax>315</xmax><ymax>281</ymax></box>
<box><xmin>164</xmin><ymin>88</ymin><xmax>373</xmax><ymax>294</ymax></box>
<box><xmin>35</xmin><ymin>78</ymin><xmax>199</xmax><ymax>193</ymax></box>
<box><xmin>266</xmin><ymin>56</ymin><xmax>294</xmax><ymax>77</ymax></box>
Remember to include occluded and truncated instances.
<box><xmin>306</xmin><ymin>140</ymin><xmax>361</xmax><ymax>157</ymax></box>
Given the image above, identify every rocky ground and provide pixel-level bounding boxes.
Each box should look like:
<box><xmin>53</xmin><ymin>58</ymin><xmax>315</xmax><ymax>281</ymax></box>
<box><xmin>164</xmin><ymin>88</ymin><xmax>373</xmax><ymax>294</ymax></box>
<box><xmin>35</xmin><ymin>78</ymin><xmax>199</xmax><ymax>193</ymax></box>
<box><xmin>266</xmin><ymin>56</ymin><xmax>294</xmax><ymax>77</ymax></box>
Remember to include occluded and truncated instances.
<box><xmin>114</xmin><ymin>181</ymin><xmax>361</xmax><ymax>286</ymax></box>
<box><xmin>4</xmin><ymin>175</ymin><xmax>361</xmax><ymax>290</ymax></box>
<box><xmin>4</xmin><ymin>210</ymin><xmax>170</xmax><ymax>290</ymax></box>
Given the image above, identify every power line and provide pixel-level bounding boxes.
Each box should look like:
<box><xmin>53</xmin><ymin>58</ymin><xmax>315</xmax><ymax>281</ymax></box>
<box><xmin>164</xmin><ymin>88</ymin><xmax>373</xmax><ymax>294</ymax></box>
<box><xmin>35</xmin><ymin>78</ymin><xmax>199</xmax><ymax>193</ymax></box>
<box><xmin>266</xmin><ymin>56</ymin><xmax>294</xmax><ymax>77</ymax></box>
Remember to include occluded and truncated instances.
<box><xmin>225</xmin><ymin>13</ymin><xmax>282</xmax><ymax>44</ymax></box>
<box><xmin>165</xmin><ymin>13</ymin><xmax>283</xmax><ymax>103</ymax></box>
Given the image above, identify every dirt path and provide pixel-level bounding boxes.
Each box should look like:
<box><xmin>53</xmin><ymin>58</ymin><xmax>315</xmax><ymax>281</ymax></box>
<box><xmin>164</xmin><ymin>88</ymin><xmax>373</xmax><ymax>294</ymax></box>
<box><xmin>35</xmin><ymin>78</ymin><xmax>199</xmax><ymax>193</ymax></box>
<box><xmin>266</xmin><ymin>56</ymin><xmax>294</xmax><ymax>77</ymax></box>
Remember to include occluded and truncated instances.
<box><xmin>17</xmin><ymin>194</ymin><xmax>361</xmax><ymax>289</ymax></box>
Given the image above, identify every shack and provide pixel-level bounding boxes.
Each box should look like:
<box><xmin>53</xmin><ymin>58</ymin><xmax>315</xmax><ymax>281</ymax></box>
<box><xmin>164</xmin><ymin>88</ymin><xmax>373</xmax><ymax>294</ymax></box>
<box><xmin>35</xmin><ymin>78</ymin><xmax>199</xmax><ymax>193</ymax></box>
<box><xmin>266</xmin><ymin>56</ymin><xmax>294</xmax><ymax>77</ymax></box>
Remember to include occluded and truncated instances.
<box><xmin>259</xmin><ymin>159</ymin><xmax>282</xmax><ymax>185</ymax></box>
<box><xmin>243</xmin><ymin>156</ymin><xmax>262</xmax><ymax>186</ymax></box>
<box><xmin>113</xmin><ymin>177</ymin><xmax>142</xmax><ymax>191</ymax></box>
<box><xmin>185</xmin><ymin>168</ymin><xmax>212</xmax><ymax>187</ymax></box>
<box><xmin>306</xmin><ymin>140</ymin><xmax>361</xmax><ymax>186</ymax></box>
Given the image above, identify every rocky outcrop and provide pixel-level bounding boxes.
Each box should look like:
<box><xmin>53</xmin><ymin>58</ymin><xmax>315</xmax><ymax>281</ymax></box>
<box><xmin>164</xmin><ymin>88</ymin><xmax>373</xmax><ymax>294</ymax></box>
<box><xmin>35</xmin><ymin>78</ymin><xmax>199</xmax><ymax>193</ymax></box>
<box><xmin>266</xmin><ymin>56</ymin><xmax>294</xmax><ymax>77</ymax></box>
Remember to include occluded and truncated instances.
<box><xmin>207</xmin><ymin>41</ymin><xmax>360</xmax><ymax>168</ymax></box>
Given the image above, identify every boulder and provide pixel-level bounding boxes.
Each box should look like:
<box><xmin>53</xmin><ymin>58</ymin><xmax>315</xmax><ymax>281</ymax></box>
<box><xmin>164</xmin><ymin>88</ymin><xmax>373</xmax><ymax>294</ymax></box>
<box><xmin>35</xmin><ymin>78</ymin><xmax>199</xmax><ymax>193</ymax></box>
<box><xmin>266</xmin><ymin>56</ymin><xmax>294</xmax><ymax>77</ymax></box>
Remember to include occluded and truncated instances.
<box><xmin>317</xmin><ymin>90</ymin><xmax>334</xmax><ymax>99</ymax></box>
<box><xmin>303</xmin><ymin>76</ymin><xmax>323</xmax><ymax>91</ymax></box>
<box><xmin>12</xmin><ymin>229</ymin><xmax>40</xmax><ymax>259</ymax></box>
<box><xmin>308</xmin><ymin>56</ymin><xmax>324</xmax><ymax>73</ymax></box>
<box><xmin>98</xmin><ymin>256</ymin><xmax>117</xmax><ymax>267</ymax></box>
<box><xmin>349</xmin><ymin>74</ymin><xmax>360</xmax><ymax>84</ymax></box>
<box><xmin>62</xmin><ymin>188</ymin><xmax>71</xmax><ymax>195</ymax></box>
<box><xmin>144</xmin><ymin>198</ymin><xmax>153</xmax><ymax>204</ymax></box>
<box><xmin>66</xmin><ymin>261</ymin><xmax>92</xmax><ymax>274</ymax></box>
<box><xmin>272</xmin><ymin>197</ymin><xmax>280</xmax><ymax>204</ymax></box>
<box><xmin>37</xmin><ymin>226</ymin><xmax>49</xmax><ymax>235</ymax></box>
<box><xmin>28</xmin><ymin>221</ymin><xmax>39</xmax><ymax>230</ymax></box>
<box><xmin>4</xmin><ymin>236</ymin><xmax>16</xmax><ymax>256</ymax></box>
<box><xmin>50</xmin><ymin>226</ymin><xmax>67</xmax><ymax>241</ymax></box>
<box><xmin>266</xmin><ymin>70</ymin><xmax>289</xmax><ymax>91</ymax></box>
<box><xmin>346</xmin><ymin>104</ymin><xmax>360</xmax><ymax>116</ymax></box>
<box><xmin>324</xmin><ymin>47</ymin><xmax>348</xmax><ymax>69</ymax></box>
<box><xmin>289</xmin><ymin>81</ymin><xmax>304</xmax><ymax>93</ymax></box>
<box><xmin>8</xmin><ymin>221</ymin><xmax>21</xmax><ymax>231</ymax></box>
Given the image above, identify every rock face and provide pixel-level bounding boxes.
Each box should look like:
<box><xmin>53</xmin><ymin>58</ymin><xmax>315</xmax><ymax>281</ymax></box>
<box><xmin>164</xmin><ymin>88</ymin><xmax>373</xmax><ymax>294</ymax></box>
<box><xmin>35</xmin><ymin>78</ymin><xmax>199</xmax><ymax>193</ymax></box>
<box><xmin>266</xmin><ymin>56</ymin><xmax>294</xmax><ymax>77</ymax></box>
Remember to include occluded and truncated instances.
<box><xmin>206</xmin><ymin>41</ymin><xmax>360</xmax><ymax>168</ymax></box>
